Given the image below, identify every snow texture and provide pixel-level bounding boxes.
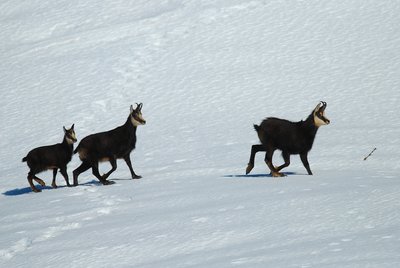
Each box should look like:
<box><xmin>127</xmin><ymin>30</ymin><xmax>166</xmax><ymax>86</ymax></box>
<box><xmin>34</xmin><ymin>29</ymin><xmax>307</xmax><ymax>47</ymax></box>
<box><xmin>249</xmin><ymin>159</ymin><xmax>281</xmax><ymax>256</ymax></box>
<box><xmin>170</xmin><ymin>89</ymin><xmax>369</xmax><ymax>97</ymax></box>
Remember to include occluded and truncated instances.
<box><xmin>1</xmin><ymin>0</ymin><xmax>400</xmax><ymax>267</ymax></box>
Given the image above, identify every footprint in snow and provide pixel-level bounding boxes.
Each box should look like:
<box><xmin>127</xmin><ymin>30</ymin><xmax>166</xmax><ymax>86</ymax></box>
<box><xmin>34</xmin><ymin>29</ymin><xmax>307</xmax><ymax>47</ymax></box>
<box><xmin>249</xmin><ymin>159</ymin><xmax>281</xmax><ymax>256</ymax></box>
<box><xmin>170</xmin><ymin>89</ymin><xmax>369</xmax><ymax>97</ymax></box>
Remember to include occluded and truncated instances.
<box><xmin>0</xmin><ymin>238</ymin><xmax>31</xmax><ymax>260</ymax></box>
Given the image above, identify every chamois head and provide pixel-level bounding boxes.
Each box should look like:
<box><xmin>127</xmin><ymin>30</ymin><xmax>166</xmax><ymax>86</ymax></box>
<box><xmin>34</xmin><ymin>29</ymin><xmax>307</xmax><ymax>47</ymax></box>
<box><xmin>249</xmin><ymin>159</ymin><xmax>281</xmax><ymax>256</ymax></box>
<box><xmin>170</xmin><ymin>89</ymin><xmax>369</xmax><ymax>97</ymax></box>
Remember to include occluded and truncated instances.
<box><xmin>63</xmin><ymin>124</ymin><xmax>77</xmax><ymax>144</ymax></box>
<box><xmin>130</xmin><ymin>103</ymin><xmax>146</xmax><ymax>127</ymax></box>
<box><xmin>313</xmin><ymin>101</ymin><xmax>330</xmax><ymax>127</ymax></box>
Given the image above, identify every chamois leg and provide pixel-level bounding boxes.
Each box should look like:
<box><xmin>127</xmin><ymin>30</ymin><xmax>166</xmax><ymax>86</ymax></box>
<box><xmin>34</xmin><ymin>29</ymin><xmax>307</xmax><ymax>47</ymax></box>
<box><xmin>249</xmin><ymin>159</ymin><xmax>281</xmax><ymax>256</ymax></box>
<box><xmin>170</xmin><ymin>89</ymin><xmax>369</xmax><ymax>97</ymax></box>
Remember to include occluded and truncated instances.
<box><xmin>246</xmin><ymin>144</ymin><xmax>266</xmax><ymax>174</ymax></box>
<box><xmin>33</xmin><ymin>176</ymin><xmax>46</xmax><ymax>186</ymax></box>
<box><xmin>264</xmin><ymin>149</ymin><xmax>285</xmax><ymax>177</ymax></box>
<box><xmin>91</xmin><ymin>162</ymin><xmax>112</xmax><ymax>185</ymax></box>
<box><xmin>300</xmin><ymin>153</ymin><xmax>313</xmax><ymax>175</ymax></box>
<box><xmin>27</xmin><ymin>173</ymin><xmax>41</xmax><ymax>193</ymax></box>
<box><xmin>51</xmin><ymin>168</ymin><xmax>58</xmax><ymax>188</ymax></box>
<box><xmin>275</xmin><ymin>151</ymin><xmax>290</xmax><ymax>172</ymax></box>
<box><xmin>124</xmin><ymin>155</ymin><xmax>141</xmax><ymax>179</ymax></box>
<box><xmin>101</xmin><ymin>158</ymin><xmax>117</xmax><ymax>180</ymax></box>
<box><xmin>73</xmin><ymin>161</ymin><xmax>91</xmax><ymax>186</ymax></box>
<box><xmin>29</xmin><ymin>168</ymin><xmax>46</xmax><ymax>186</ymax></box>
<box><xmin>59</xmin><ymin>166</ymin><xmax>71</xmax><ymax>187</ymax></box>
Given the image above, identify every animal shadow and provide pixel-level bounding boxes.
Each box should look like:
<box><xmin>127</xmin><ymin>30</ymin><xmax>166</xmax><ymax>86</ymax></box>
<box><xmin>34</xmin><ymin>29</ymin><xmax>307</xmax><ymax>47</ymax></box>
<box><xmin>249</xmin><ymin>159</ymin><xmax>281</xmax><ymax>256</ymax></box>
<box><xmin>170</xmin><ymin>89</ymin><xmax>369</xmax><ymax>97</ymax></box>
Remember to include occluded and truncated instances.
<box><xmin>224</xmin><ymin>171</ymin><xmax>299</xmax><ymax>179</ymax></box>
<box><xmin>3</xmin><ymin>185</ymin><xmax>62</xmax><ymax>196</ymax></box>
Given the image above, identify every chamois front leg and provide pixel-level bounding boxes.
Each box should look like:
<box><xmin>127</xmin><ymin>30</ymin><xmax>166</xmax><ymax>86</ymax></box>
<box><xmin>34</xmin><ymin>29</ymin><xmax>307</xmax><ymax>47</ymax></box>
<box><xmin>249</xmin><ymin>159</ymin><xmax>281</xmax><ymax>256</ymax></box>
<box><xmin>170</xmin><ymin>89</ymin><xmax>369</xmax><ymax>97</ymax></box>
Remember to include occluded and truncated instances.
<box><xmin>59</xmin><ymin>166</ymin><xmax>71</xmax><ymax>187</ymax></box>
<box><xmin>300</xmin><ymin>153</ymin><xmax>313</xmax><ymax>175</ymax></box>
<box><xmin>51</xmin><ymin>168</ymin><xmax>58</xmax><ymax>188</ymax></box>
<box><xmin>124</xmin><ymin>155</ymin><xmax>141</xmax><ymax>179</ymax></box>
<box><xmin>246</xmin><ymin>144</ymin><xmax>266</xmax><ymax>174</ymax></box>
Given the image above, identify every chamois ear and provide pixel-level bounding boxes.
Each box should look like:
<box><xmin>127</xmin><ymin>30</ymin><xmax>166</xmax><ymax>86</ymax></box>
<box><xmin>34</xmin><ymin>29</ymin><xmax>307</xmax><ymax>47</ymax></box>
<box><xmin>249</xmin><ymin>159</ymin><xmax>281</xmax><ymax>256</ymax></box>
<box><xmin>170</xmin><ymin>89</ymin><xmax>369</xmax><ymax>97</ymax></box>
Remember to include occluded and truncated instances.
<box><xmin>71</xmin><ymin>124</ymin><xmax>75</xmax><ymax>130</ymax></box>
<box><xmin>63</xmin><ymin>126</ymin><xmax>67</xmax><ymax>133</ymax></box>
<box><xmin>138</xmin><ymin>103</ymin><xmax>143</xmax><ymax>111</ymax></box>
<box><xmin>130</xmin><ymin>105</ymin><xmax>134</xmax><ymax>114</ymax></box>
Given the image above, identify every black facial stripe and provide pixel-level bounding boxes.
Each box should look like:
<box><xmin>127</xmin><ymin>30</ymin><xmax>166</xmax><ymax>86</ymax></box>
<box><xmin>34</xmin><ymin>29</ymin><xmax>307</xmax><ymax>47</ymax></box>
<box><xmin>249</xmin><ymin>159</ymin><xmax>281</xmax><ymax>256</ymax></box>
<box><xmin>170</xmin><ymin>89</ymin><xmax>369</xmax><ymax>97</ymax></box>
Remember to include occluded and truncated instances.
<box><xmin>317</xmin><ymin>113</ymin><xmax>329</xmax><ymax>122</ymax></box>
<box><xmin>132</xmin><ymin>114</ymin><xmax>145</xmax><ymax>123</ymax></box>
<box><xmin>66</xmin><ymin>131</ymin><xmax>76</xmax><ymax>140</ymax></box>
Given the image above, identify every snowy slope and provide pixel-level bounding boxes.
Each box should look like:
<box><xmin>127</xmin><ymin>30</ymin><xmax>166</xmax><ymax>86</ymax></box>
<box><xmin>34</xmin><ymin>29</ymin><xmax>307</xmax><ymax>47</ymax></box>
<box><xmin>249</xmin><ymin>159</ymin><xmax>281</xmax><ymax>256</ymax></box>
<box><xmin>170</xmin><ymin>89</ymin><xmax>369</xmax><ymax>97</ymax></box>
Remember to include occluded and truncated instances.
<box><xmin>1</xmin><ymin>0</ymin><xmax>400</xmax><ymax>267</ymax></box>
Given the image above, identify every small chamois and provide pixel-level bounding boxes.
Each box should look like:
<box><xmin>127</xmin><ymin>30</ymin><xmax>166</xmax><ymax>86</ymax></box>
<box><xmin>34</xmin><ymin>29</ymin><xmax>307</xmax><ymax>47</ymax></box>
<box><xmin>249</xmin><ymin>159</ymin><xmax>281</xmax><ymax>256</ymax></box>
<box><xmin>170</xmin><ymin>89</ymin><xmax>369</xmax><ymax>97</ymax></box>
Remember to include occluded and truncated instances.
<box><xmin>73</xmin><ymin>103</ymin><xmax>146</xmax><ymax>186</ymax></box>
<box><xmin>246</xmin><ymin>101</ymin><xmax>330</xmax><ymax>177</ymax></box>
<box><xmin>22</xmin><ymin>124</ymin><xmax>77</xmax><ymax>192</ymax></box>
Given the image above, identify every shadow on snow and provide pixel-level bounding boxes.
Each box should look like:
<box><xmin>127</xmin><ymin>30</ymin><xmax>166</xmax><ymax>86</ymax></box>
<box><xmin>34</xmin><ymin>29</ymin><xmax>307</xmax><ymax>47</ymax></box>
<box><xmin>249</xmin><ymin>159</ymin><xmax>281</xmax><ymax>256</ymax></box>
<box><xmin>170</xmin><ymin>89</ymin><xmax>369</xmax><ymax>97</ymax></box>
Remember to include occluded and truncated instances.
<box><xmin>2</xmin><ymin>180</ymin><xmax>105</xmax><ymax>196</ymax></box>
<box><xmin>223</xmin><ymin>171</ymin><xmax>300</xmax><ymax>178</ymax></box>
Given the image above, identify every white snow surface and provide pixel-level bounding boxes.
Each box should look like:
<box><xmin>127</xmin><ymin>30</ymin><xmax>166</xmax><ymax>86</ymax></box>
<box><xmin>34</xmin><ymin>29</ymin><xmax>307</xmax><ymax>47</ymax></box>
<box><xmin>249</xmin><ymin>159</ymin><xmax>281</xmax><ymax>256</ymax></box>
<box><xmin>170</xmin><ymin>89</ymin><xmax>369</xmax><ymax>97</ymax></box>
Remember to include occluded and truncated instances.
<box><xmin>1</xmin><ymin>0</ymin><xmax>400</xmax><ymax>267</ymax></box>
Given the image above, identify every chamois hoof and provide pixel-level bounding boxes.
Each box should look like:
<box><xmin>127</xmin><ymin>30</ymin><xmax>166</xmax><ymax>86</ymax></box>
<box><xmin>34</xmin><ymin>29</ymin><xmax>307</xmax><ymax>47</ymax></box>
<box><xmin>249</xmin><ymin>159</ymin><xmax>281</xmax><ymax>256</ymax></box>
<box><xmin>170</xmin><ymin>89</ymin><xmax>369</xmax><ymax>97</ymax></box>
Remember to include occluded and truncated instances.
<box><xmin>246</xmin><ymin>164</ymin><xmax>254</xmax><ymax>175</ymax></box>
<box><xmin>51</xmin><ymin>183</ymin><xmax>58</xmax><ymax>189</ymax></box>
<box><xmin>132</xmin><ymin>175</ymin><xmax>142</xmax><ymax>179</ymax></box>
<box><xmin>271</xmin><ymin>172</ymin><xmax>286</xmax><ymax>177</ymax></box>
<box><xmin>31</xmin><ymin>187</ymin><xmax>41</xmax><ymax>193</ymax></box>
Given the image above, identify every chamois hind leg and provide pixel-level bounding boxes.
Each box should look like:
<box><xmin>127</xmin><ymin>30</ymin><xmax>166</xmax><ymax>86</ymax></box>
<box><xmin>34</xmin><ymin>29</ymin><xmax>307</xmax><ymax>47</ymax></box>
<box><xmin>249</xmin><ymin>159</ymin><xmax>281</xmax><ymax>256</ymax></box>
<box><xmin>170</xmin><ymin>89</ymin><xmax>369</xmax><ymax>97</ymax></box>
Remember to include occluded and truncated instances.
<box><xmin>73</xmin><ymin>161</ymin><xmax>91</xmax><ymax>186</ymax></box>
<box><xmin>27</xmin><ymin>173</ymin><xmax>41</xmax><ymax>192</ymax></box>
<box><xmin>124</xmin><ymin>154</ymin><xmax>141</xmax><ymax>179</ymax></box>
<box><xmin>33</xmin><ymin>176</ymin><xmax>46</xmax><ymax>186</ymax></box>
<box><xmin>51</xmin><ymin>168</ymin><xmax>58</xmax><ymax>188</ymax></box>
<box><xmin>59</xmin><ymin>166</ymin><xmax>71</xmax><ymax>187</ymax></box>
<box><xmin>101</xmin><ymin>157</ymin><xmax>117</xmax><ymax>180</ymax></box>
<box><xmin>246</xmin><ymin>144</ymin><xmax>266</xmax><ymax>174</ymax></box>
<box><xmin>29</xmin><ymin>168</ymin><xmax>46</xmax><ymax>186</ymax></box>
<box><xmin>91</xmin><ymin>161</ymin><xmax>112</xmax><ymax>185</ymax></box>
<box><xmin>264</xmin><ymin>149</ymin><xmax>285</xmax><ymax>177</ymax></box>
<box><xmin>300</xmin><ymin>153</ymin><xmax>313</xmax><ymax>175</ymax></box>
<box><xmin>275</xmin><ymin>151</ymin><xmax>290</xmax><ymax>172</ymax></box>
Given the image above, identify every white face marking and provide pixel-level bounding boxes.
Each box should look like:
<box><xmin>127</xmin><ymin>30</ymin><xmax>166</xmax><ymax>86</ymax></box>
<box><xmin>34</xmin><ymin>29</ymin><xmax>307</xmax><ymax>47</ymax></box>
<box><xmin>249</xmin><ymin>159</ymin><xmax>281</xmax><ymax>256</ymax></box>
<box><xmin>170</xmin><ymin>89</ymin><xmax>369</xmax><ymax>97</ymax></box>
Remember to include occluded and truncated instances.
<box><xmin>66</xmin><ymin>131</ymin><xmax>77</xmax><ymax>144</ymax></box>
<box><xmin>314</xmin><ymin>111</ymin><xmax>329</xmax><ymax>127</ymax></box>
<box><xmin>130</xmin><ymin>112</ymin><xmax>146</xmax><ymax>126</ymax></box>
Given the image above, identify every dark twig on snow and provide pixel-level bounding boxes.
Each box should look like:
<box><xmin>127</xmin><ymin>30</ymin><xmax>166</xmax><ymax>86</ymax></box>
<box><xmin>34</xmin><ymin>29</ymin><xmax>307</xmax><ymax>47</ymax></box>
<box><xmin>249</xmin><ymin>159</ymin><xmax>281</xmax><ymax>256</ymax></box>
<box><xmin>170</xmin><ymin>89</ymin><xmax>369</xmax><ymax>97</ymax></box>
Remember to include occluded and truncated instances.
<box><xmin>363</xmin><ymin>148</ymin><xmax>377</xmax><ymax>161</ymax></box>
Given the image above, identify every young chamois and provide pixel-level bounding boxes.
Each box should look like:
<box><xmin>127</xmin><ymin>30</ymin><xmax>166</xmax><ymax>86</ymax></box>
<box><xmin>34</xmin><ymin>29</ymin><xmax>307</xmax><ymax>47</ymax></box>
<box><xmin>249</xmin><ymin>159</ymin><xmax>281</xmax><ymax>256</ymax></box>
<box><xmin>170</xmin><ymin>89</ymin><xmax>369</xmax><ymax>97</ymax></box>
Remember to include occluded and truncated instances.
<box><xmin>22</xmin><ymin>124</ymin><xmax>77</xmax><ymax>192</ymax></box>
<box><xmin>246</xmin><ymin>101</ymin><xmax>330</xmax><ymax>177</ymax></box>
<box><xmin>73</xmin><ymin>103</ymin><xmax>146</xmax><ymax>186</ymax></box>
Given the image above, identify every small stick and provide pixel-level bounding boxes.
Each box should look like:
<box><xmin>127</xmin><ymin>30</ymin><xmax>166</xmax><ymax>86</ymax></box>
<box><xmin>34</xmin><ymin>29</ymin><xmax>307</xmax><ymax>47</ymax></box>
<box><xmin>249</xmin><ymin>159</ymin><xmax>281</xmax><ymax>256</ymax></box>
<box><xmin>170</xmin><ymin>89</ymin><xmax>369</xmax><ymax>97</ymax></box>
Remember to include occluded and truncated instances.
<box><xmin>363</xmin><ymin>148</ymin><xmax>377</xmax><ymax>161</ymax></box>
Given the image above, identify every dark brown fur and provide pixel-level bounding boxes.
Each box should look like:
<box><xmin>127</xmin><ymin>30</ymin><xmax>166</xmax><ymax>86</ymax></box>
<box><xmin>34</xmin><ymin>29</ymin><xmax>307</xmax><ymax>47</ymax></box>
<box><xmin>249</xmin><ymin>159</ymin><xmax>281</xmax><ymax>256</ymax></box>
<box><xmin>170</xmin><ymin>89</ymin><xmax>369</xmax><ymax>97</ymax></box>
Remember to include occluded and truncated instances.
<box><xmin>246</xmin><ymin>102</ymin><xmax>330</xmax><ymax>176</ymax></box>
<box><xmin>72</xmin><ymin>104</ymin><xmax>146</xmax><ymax>186</ymax></box>
<box><xmin>22</xmin><ymin>125</ymin><xmax>77</xmax><ymax>192</ymax></box>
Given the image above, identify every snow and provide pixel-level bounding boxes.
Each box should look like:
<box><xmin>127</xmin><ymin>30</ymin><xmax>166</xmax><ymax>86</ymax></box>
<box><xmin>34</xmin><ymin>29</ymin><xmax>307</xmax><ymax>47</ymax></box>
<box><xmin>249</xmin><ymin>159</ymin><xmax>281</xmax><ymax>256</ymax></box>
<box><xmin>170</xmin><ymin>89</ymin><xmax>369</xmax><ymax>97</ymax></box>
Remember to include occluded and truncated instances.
<box><xmin>1</xmin><ymin>0</ymin><xmax>400</xmax><ymax>267</ymax></box>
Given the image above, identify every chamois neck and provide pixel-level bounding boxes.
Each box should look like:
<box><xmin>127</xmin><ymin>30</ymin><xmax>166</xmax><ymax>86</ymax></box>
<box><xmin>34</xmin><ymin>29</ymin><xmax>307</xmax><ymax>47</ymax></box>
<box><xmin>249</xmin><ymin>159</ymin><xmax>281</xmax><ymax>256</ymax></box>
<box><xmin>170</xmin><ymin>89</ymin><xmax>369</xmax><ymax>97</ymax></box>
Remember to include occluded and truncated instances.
<box><xmin>62</xmin><ymin>136</ymin><xmax>74</xmax><ymax>149</ymax></box>
<box><xmin>302</xmin><ymin>113</ymin><xmax>319</xmax><ymax>135</ymax></box>
<box><xmin>124</xmin><ymin>117</ymin><xmax>138</xmax><ymax>133</ymax></box>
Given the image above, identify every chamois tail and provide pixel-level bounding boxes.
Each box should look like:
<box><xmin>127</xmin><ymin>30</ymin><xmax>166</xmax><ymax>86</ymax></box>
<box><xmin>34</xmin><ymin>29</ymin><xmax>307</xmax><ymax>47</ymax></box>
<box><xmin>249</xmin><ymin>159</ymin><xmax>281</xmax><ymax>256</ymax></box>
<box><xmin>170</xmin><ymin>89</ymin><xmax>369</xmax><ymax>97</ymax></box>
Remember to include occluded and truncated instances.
<box><xmin>22</xmin><ymin>156</ymin><xmax>27</xmax><ymax>162</ymax></box>
<box><xmin>253</xmin><ymin>124</ymin><xmax>261</xmax><ymax>132</ymax></box>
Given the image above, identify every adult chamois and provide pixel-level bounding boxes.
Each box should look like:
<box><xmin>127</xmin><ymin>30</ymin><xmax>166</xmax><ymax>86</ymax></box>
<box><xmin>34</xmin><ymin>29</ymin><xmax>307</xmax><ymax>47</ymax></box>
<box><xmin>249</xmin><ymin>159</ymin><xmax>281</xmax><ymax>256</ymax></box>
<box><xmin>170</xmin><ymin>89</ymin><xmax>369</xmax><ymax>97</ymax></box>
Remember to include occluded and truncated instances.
<box><xmin>73</xmin><ymin>103</ymin><xmax>146</xmax><ymax>186</ymax></box>
<box><xmin>246</xmin><ymin>101</ymin><xmax>330</xmax><ymax>177</ymax></box>
<box><xmin>22</xmin><ymin>124</ymin><xmax>77</xmax><ymax>192</ymax></box>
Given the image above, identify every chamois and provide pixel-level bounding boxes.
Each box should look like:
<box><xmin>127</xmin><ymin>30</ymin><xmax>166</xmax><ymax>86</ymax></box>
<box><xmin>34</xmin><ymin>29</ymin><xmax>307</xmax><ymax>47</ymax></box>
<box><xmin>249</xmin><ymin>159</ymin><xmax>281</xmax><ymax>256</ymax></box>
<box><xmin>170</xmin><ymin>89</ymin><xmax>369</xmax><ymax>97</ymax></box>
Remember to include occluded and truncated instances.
<box><xmin>246</xmin><ymin>101</ymin><xmax>330</xmax><ymax>177</ymax></box>
<box><xmin>73</xmin><ymin>103</ymin><xmax>146</xmax><ymax>186</ymax></box>
<box><xmin>22</xmin><ymin>124</ymin><xmax>77</xmax><ymax>192</ymax></box>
